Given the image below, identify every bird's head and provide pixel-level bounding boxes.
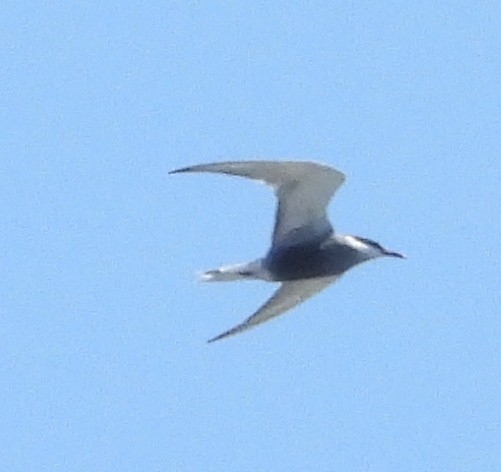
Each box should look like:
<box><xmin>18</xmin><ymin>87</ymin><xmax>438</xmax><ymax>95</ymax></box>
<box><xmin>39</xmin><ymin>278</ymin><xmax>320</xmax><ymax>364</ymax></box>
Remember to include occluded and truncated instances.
<box><xmin>345</xmin><ymin>235</ymin><xmax>406</xmax><ymax>260</ymax></box>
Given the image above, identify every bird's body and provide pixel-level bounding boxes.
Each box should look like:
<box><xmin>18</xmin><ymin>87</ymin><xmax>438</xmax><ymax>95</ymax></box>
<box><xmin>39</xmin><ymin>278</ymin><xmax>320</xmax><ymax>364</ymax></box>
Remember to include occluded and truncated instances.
<box><xmin>170</xmin><ymin>160</ymin><xmax>404</xmax><ymax>342</ymax></box>
<box><xmin>265</xmin><ymin>235</ymin><xmax>369</xmax><ymax>281</ymax></box>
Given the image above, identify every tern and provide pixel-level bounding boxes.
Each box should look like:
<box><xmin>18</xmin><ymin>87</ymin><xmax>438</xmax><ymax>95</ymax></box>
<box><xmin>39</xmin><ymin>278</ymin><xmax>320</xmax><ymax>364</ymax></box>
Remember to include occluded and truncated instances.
<box><xmin>170</xmin><ymin>161</ymin><xmax>404</xmax><ymax>343</ymax></box>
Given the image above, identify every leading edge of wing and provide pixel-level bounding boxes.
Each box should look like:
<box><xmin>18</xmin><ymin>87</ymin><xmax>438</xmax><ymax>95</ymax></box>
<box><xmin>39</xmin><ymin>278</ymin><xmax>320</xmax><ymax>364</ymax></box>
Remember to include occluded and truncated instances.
<box><xmin>169</xmin><ymin>160</ymin><xmax>345</xmax><ymax>191</ymax></box>
<box><xmin>207</xmin><ymin>276</ymin><xmax>339</xmax><ymax>343</ymax></box>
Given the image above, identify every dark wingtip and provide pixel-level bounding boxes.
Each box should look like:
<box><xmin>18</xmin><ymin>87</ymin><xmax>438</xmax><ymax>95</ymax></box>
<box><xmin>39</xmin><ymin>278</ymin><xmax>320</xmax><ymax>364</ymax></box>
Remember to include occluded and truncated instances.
<box><xmin>207</xmin><ymin>332</ymin><xmax>230</xmax><ymax>343</ymax></box>
<box><xmin>169</xmin><ymin>166</ymin><xmax>191</xmax><ymax>175</ymax></box>
<box><xmin>207</xmin><ymin>326</ymin><xmax>239</xmax><ymax>344</ymax></box>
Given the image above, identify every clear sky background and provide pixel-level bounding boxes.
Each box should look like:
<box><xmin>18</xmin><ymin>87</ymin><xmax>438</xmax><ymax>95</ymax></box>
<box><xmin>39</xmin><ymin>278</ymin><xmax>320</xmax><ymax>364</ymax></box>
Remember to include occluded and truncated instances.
<box><xmin>2</xmin><ymin>2</ymin><xmax>500</xmax><ymax>471</ymax></box>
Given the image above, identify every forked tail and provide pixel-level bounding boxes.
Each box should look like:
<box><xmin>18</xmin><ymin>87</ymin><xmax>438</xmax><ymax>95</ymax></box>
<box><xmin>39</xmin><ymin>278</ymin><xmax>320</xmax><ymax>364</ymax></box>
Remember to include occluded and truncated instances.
<box><xmin>198</xmin><ymin>260</ymin><xmax>270</xmax><ymax>282</ymax></box>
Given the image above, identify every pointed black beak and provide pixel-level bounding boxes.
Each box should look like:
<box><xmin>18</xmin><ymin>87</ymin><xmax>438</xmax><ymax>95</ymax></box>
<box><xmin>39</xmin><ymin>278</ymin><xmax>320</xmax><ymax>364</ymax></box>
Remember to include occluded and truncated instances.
<box><xmin>384</xmin><ymin>249</ymin><xmax>406</xmax><ymax>259</ymax></box>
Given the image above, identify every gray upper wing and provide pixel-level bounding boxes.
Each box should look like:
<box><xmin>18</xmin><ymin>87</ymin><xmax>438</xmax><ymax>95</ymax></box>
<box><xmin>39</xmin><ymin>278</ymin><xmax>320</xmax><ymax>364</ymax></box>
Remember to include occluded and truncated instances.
<box><xmin>207</xmin><ymin>276</ymin><xmax>339</xmax><ymax>343</ymax></box>
<box><xmin>169</xmin><ymin>161</ymin><xmax>346</xmax><ymax>248</ymax></box>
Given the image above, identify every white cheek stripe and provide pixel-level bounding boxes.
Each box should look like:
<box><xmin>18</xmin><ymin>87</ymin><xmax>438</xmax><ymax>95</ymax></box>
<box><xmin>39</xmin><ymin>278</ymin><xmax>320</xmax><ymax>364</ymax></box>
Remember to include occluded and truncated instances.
<box><xmin>344</xmin><ymin>236</ymin><xmax>382</xmax><ymax>257</ymax></box>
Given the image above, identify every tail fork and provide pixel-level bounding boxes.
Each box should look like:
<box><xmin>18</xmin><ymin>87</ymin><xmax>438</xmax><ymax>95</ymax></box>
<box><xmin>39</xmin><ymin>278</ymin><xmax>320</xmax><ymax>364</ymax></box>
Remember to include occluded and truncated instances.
<box><xmin>197</xmin><ymin>260</ymin><xmax>269</xmax><ymax>282</ymax></box>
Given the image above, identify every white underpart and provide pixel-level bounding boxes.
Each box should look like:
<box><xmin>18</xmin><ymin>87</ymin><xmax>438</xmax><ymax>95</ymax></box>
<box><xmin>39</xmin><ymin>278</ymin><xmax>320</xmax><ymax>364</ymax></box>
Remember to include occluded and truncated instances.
<box><xmin>344</xmin><ymin>235</ymin><xmax>384</xmax><ymax>258</ymax></box>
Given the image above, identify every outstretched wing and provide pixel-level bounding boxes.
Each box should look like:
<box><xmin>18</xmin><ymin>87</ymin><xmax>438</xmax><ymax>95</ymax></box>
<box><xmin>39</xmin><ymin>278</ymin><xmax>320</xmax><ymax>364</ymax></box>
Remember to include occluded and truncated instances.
<box><xmin>169</xmin><ymin>161</ymin><xmax>346</xmax><ymax>248</ymax></box>
<box><xmin>207</xmin><ymin>276</ymin><xmax>339</xmax><ymax>343</ymax></box>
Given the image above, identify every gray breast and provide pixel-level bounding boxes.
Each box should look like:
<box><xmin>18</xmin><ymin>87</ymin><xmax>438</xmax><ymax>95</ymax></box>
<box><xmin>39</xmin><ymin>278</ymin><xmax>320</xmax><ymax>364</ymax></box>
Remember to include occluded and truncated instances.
<box><xmin>265</xmin><ymin>240</ymin><xmax>362</xmax><ymax>281</ymax></box>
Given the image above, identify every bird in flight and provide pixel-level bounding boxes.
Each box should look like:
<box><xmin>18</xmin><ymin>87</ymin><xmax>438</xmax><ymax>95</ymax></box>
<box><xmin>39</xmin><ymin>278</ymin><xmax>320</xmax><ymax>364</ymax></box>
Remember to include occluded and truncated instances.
<box><xmin>170</xmin><ymin>161</ymin><xmax>404</xmax><ymax>343</ymax></box>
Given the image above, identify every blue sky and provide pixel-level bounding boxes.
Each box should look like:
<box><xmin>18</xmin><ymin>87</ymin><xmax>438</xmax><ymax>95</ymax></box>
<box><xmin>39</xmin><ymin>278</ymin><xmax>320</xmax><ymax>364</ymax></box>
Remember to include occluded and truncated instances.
<box><xmin>2</xmin><ymin>2</ymin><xmax>500</xmax><ymax>471</ymax></box>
